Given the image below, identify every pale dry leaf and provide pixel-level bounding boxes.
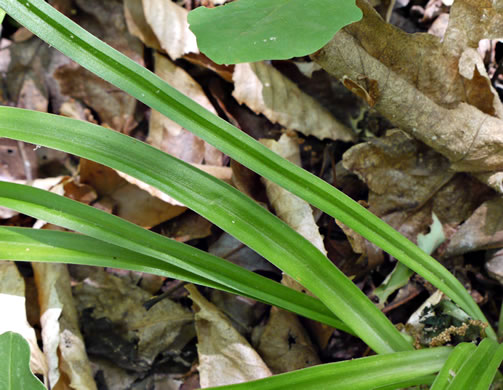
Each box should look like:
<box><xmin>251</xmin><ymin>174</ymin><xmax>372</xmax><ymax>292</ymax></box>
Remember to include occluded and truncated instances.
<box><xmin>148</xmin><ymin>53</ymin><xmax>224</xmax><ymax>166</ymax></box>
<box><xmin>256</xmin><ymin>306</ymin><xmax>320</xmax><ymax>374</ymax></box>
<box><xmin>260</xmin><ymin>134</ymin><xmax>327</xmax><ymax>255</ymax></box>
<box><xmin>0</xmin><ymin>261</ymin><xmax>47</xmax><ymax>377</ymax></box>
<box><xmin>233</xmin><ymin>62</ymin><xmax>355</xmax><ymax>141</ymax></box>
<box><xmin>143</xmin><ymin>0</ymin><xmax>198</xmax><ymax>60</ymax></box>
<box><xmin>186</xmin><ymin>284</ymin><xmax>271</xmax><ymax>387</ymax></box>
<box><xmin>312</xmin><ymin>2</ymin><xmax>503</xmax><ymax>176</ymax></box>
<box><xmin>33</xmin><ymin>262</ymin><xmax>97</xmax><ymax>390</ymax></box>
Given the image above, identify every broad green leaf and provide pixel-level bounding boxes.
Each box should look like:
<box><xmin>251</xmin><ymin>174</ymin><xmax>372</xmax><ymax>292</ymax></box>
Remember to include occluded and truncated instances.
<box><xmin>0</xmin><ymin>225</ymin><xmax>350</xmax><ymax>332</ymax></box>
<box><xmin>431</xmin><ymin>343</ymin><xmax>476</xmax><ymax>390</ymax></box>
<box><xmin>0</xmin><ymin>0</ymin><xmax>495</xmax><ymax>341</ymax></box>
<box><xmin>0</xmin><ymin>110</ymin><xmax>410</xmax><ymax>354</ymax></box>
<box><xmin>201</xmin><ymin>347</ymin><xmax>452</xmax><ymax>390</ymax></box>
<box><xmin>187</xmin><ymin>0</ymin><xmax>363</xmax><ymax>64</ymax></box>
<box><xmin>0</xmin><ymin>332</ymin><xmax>46</xmax><ymax>390</ymax></box>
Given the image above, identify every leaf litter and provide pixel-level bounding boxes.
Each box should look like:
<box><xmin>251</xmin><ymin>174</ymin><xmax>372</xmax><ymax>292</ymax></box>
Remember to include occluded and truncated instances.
<box><xmin>1</xmin><ymin>0</ymin><xmax>503</xmax><ymax>388</ymax></box>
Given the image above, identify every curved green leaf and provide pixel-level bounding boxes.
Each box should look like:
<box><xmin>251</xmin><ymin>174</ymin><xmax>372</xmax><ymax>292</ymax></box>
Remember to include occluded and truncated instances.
<box><xmin>0</xmin><ymin>204</ymin><xmax>350</xmax><ymax>333</ymax></box>
<box><xmin>187</xmin><ymin>0</ymin><xmax>363</xmax><ymax>64</ymax></box>
<box><xmin>0</xmin><ymin>109</ymin><xmax>409</xmax><ymax>354</ymax></box>
<box><xmin>446</xmin><ymin>339</ymin><xmax>503</xmax><ymax>390</ymax></box>
<box><xmin>0</xmin><ymin>0</ymin><xmax>494</xmax><ymax>340</ymax></box>
<box><xmin>202</xmin><ymin>347</ymin><xmax>452</xmax><ymax>390</ymax></box>
<box><xmin>431</xmin><ymin>342</ymin><xmax>476</xmax><ymax>390</ymax></box>
<box><xmin>0</xmin><ymin>332</ymin><xmax>46</xmax><ymax>390</ymax></box>
<box><xmin>0</xmin><ymin>0</ymin><xmax>491</xmax><ymax>340</ymax></box>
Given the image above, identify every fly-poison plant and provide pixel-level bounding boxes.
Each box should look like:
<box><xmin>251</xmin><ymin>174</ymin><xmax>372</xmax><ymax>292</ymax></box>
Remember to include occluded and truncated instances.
<box><xmin>0</xmin><ymin>0</ymin><xmax>502</xmax><ymax>388</ymax></box>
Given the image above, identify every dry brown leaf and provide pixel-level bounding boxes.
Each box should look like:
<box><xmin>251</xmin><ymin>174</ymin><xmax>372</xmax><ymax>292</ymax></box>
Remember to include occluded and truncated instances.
<box><xmin>261</xmin><ymin>134</ymin><xmax>327</xmax><ymax>255</ymax></box>
<box><xmin>124</xmin><ymin>0</ymin><xmax>162</xmax><ymax>50</ymax></box>
<box><xmin>148</xmin><ymin>53</ymin><xmax>224</xmax><ymax>166</ymax></box>
<box><xmin>343</xmin><ymin>130</ymin><xmax>454</xmax><ymax>217</ymax></box>
<box><xmin>445</xmin><ymin>196</ymin><xmax>503</xmax><ymax>257</ymax></box>
<box><xmin>186</xmin><ymin>284</ymin><xmax>271</xmax><ymax>387</ymax></box>
<box><xmin>312</xmin><ymin>0</ymin><xmax>503</xmax><ymax>177</ymax></box>
<box><xmin>33</xmin><ymin>262</ymin><xmax>97</xmax><ymax>390</ymax></box>
<box><xmin>255</xmin><ymin>307</ymin><xmax>320</xmax><ymax>374</ymax></box>
<box><xmin>143</xmin><ymin>0</ymin><xmax>198</xmax><ymax>60</ymax></box>
<box><xmin>53</xmin><ymin>0</ymin><xmax>143</xmax><ymax>133</ymax></box>
<box><xmin>6</xmin><ymin>38</ymin><xmax>51</xmax><ymax>112</ymax></box>
<box><xmin>233</xmin><ymin>62</ymin><xmax>355</xmax><ymax>142</ymax></box>
<box><xmin>73</xmin><ymin>269</ymin><xmax>193</xmax><ymax>370</ymax></box>
<box><xmin>79</xmin><ymin>159</ymin><xmax>186</xmax><ymax>227</ymax></box>
<box><xmin>0</xmin><ymin>261</ymin><xmax>47</xmax><ymax>377</ymax></box>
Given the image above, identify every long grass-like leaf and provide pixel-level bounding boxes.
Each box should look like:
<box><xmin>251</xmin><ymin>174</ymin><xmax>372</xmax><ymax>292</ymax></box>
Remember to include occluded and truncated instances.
<box><xmin>200</xmin><ymin>347</ymin><xmax>452</xmax><ymax>390</ymax></box>
<box><xmin>0</xmin><ymin>202</ymin><xmax>350</xmax><ymax>333</ymax></box>
<box><xmin>0</xmin><ymin>111</ymin><xmax>409</xmax><ymax>353</ymax></box>
<box><xmin>446</xmin><ymin>339</ymin><xmax>503</xmax><ymax>390</ymax></box>
<box><xmin>430</xmin><ymin>343</ymin><xmax>476</xmax><ymax>390</ymax></box>
<box><xmin>0</xmin><ymin>0</ymin><xmax>493</xmax><ymax>340</ymax></box>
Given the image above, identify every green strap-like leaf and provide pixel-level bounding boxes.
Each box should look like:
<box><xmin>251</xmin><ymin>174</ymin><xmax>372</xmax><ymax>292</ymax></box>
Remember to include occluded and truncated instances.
<box><xmin>446</xmin><ymin>339</ymin><xmax>503</xmax><ymax>390</ymax></box>
<box><xmin>430</xmin><ymin>342</ymin><xmax>476</xmax><ymax>390</ymax></box>
<box><xmin>187</xmin><ymin>0</ymin><xmax>362</xmax><ymax>64</ymax></box>
<box><xmin>0</xmin><ymin>0</ymin><xmax>494</xmax><ymax>340</ymax></box>
<box><xmin>0</xmin><ymin>109</ymin><xmax>408</xmax><ymax>354</ymax></box>
<box><xmin>0</xmin><ymin>332</ymin><xmax>46</xmax><ymax>390</ymax></box>
<box><xmin>0</xmin><ymin>202</ymin><xmax>350</xmax><ymax>333</ymax></box>
<box><xmin>201</xmin><ymin>347</ymin><xmax>452</xmax><ymax>390</ymax></box>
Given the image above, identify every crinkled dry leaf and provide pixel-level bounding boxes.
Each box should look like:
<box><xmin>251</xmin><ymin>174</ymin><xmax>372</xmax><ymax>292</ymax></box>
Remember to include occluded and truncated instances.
<box><xmin>33</xmin><ymin>262</ymin><xmax>97</xmax><ymax>390</ymax></box>
<box><xmin>148</xmin><ymin>53</ymin><xmax>223</xmax><ymax>166</ymax></box>
<box><xmin>445</xmin><ymin>197</ymin><xmax>503</xmax><ymax>257</ymax></box>
<box><xmin>233</xmin><ymin>62</ymin><xmax>355</xmax><ymax>141</ymax></box>
<box><xmin>312</xmin><ymin>0</ymin><xmax>503</xmax><ymax>177</ymax></box>
<box><xmin>73</xmin><ymin>269</ymin><xmax>193</xmax><ymax>370</ymax></box>
<box><xmin>0</xmin><ymin>262</ymin><xmax>47</xmax><ymax>377</ymax></box>
<box><xmin>186</xmin><ymin>284</ymin><xmax>271</xmax><ymax>387</ymax></box>
<box><xmin>256</xmin><ymin>306</ymin><xmax>320</xmax><ymax>374</ymax></box>
<box><xmin>261</xmin><ymin>134</ymin><xmax>327</xmax><ymax>255</ymax></box>
<box><xmin>143</xmin><ymin>0</ymin><xmax>198</xmax><ymax>60</ymax></box>
<box><xmin>342</xmin><ymin>130</ymin><xmax>453</xmax><ymax>217</ymax></box>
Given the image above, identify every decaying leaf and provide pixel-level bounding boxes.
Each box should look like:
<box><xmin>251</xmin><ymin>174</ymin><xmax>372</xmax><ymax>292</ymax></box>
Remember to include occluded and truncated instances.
<box><xmin>186</xmin><ymin>284</ymin><xmax>271</xmax><ymax>387</ymax></box>
<box><xmin>73</xmin><ymin>269</ymin><xmax>194</xmax><ymax>371</ymax></box>
<box><xmin>54</xmin><ymin>0</ymin><xmax>144</xmax><ymax>133</ymax></box>
<box><xmin>343</xmin><ymin>130</ymin><xmax>453</xmax><ymax>217</ymax></box>
<box><xmin>143</xmin><ymin>0</ymin><xmax>198</xmax><ymax>60</ymax></box>
<box><xmin>148</xmin><ymin>53</ymin><xmax>224</xmax><ymax>166</ymax></box>
<box><xmin>312</xmin><ymin>0</ymin><xmax>503</xmax><ymax>182</ymax></box>
<box><xmin>261</xmin><ymin>134</ymin><xmax>327</xmax><ymax>255</ymax></box>
<box><xmin>0</xmin><ymin>262</ymin><xmax>47</xmax><ymax>377</ymax></box>
<box><xmin>445</xmin><ymin>196</ymin><xmax>503</xmax><ymax>257</ymax></box>
<box><xmin>255</xmin><ymin>306</ymin><xmax>320</xmax><ymax>374</ymax></box>
<box><xmin>233</xmin><ymin>62</ymin><xmax>355</xmax><ymax>142</ymax></box>
<box><xmin>33</xmin><ymin>262</ymin><xmax>97</xmax><ymax>390</ymax></box>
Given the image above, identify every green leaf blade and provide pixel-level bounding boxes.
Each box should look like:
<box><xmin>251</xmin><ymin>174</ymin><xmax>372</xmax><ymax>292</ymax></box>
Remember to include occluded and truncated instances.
<box><xmin>0</xmin><ymin>108</ymin><xmax>411</xmax><ymax>354</ymax></box>
<box><xmin>201</xmin><ymin>347</ymin><xmax>452</xmax><ymax>390</ymax></box>
<box><xmin>0</xmin><ymin>332</ymin><xmax>46</xmax><ymax>390</ymax></box>
<box><xmin>187</xmin><ymin>0</ymin><xmax>363</xmax><ymax>64</ymax></box>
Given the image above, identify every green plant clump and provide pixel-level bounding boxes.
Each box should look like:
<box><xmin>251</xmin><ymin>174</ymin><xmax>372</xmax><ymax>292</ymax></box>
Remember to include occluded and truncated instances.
<box><xmin>0</xmin><ymin>0</ymin><xmax>502</xmax><ymax>389</ymax></box>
